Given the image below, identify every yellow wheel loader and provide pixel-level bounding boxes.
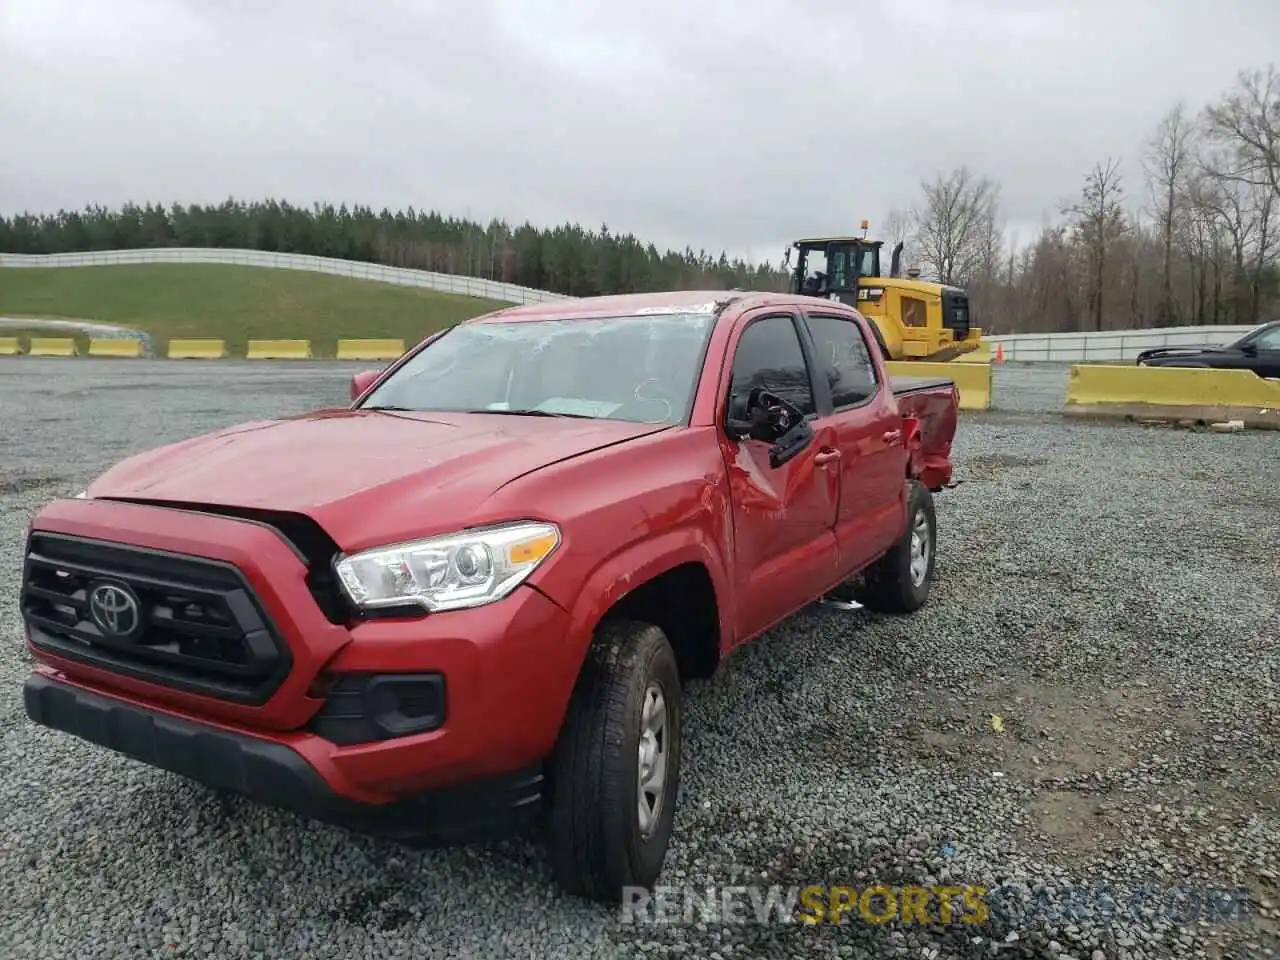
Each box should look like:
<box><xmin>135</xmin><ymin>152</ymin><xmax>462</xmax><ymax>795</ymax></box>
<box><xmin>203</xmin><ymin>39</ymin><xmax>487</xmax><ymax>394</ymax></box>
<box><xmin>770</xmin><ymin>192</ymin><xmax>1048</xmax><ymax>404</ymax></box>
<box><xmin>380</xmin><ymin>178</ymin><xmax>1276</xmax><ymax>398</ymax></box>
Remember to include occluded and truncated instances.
<box><xmin>785</xmin><ymin>225</ymin><xmax>983</xmax><ymax>362</ymax></box>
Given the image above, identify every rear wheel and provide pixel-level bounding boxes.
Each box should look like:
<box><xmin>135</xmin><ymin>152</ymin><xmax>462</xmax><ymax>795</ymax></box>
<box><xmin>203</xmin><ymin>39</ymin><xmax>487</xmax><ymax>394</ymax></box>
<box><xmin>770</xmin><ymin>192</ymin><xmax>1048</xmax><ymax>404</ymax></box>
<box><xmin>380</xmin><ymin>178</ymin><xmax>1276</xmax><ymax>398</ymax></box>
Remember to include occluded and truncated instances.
<box><xmin>547</xmin><ymin>620</ymin><xmax>682</xmax><ymax>902</ymax></box>
<box><xmin>858</xmin><ymin>480</ymin><xmax>937</xmax><ymax>613</ymax></box>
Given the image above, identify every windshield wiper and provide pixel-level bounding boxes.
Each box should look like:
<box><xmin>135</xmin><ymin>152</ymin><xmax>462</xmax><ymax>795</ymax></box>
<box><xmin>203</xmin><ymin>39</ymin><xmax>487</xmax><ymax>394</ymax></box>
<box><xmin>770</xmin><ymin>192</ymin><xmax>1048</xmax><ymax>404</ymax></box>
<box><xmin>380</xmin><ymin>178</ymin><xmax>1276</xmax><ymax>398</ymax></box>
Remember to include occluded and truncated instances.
<box><xmin>466</xmin><ymin>408</ymin><xmax>598</xmax><ymax>419</ymax></box>
<box><xmin>363</xmin><ymin>405</ymin><xmax>599</xmax><ymax>419</ymax></box>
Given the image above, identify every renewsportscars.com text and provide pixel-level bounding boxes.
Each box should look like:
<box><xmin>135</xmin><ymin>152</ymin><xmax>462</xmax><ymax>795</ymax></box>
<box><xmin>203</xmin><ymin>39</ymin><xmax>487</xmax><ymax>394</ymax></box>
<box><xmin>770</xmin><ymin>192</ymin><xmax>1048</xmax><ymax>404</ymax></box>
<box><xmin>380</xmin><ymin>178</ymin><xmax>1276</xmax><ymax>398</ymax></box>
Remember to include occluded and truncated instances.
<box><xmin>619</xmin><ymin>884</ymin><xmax>1253</xmax><ymax>927</ymax></box>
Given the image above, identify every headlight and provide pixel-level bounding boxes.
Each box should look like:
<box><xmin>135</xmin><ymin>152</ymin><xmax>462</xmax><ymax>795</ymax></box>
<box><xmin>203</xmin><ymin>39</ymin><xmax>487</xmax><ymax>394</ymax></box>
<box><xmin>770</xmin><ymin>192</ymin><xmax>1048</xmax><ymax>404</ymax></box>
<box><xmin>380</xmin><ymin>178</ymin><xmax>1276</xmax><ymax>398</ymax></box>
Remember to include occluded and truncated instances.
<box><xmin>334</xmin><ymin>521</ymin><xmax>560</xmax><ymax>612</ymax></box>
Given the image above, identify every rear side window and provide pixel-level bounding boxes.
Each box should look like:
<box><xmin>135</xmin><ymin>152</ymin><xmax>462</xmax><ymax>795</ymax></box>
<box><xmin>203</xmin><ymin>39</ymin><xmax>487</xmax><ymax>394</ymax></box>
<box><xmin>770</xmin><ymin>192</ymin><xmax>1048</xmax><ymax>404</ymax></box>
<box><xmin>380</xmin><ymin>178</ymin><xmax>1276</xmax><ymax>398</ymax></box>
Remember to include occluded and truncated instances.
<box><xmin>806</xmin><ymin>314</ymin><xmax>879</xmax><ymax>409</ymax></box>
<box><xmin>727</xmin><ymin>314</ymin><xmax>816</xmax><ymax>419</ymax></box>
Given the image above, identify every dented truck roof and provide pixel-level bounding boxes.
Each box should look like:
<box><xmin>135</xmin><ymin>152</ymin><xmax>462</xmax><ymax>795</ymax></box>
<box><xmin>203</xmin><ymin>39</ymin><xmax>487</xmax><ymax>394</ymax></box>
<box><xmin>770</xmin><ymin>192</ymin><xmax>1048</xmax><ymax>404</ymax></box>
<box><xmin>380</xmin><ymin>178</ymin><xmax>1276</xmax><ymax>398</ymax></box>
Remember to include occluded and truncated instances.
<box><xmin>465</xmin><ymin>289</ymin><xmax>807</xmax><ymax>324</ymax></box>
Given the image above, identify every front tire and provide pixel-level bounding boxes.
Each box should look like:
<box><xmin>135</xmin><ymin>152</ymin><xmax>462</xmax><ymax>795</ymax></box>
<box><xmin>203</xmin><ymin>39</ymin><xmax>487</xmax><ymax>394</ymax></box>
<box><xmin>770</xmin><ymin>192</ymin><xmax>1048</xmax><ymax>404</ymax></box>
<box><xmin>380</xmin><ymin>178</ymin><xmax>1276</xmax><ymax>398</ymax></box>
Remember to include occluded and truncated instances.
<box><xmin>547</xmin><ymin>620</ymin><xmax>682</xmax><ymax>902</ymax></box>
<box><xmin>858</xmin><ymin>479</ymin><xmax>937</xmax><ymax>614</ymax></box>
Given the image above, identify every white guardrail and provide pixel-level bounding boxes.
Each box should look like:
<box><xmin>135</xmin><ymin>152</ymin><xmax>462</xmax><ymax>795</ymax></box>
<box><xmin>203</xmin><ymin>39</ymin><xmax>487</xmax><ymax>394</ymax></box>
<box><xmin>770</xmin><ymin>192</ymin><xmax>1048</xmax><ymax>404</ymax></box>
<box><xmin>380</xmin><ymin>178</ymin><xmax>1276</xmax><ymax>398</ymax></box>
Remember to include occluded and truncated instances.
<box><xmin>0</xmin><ymin>247</ymin><xmax>575</xmax><ymax>306</ymax></box>
<box><xmin>984</xmin><ymin>326</ymin><xmax>1255</xmax><ymax>363</ymax></box>
<box><xmin>0</xmin><ymin>248</ymin><xmax>1254</xmax><ymax>360</ymax></box>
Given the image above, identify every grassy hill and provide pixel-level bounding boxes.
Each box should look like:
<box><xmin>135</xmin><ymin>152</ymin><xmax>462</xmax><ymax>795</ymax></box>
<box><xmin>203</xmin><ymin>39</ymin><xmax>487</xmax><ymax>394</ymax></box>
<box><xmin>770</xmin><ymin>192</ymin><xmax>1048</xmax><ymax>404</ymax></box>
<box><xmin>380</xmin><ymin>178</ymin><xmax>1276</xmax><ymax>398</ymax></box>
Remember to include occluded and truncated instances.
<box><xmin>0</xmin><ymin>263</ymin><xmax>515</xmax><ymax>357</ymax></box>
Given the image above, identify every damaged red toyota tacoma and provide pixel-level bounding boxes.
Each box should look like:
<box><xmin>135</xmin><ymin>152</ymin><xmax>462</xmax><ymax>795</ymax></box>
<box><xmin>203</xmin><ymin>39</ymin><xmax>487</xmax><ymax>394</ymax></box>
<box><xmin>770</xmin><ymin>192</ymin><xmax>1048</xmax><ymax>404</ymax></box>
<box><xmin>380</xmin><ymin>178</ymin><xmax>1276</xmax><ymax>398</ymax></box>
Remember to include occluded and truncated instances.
<box><xmin>21</xmin><ymin>290</ymin><xmax>958</xmax><ymax>902</ymax></box>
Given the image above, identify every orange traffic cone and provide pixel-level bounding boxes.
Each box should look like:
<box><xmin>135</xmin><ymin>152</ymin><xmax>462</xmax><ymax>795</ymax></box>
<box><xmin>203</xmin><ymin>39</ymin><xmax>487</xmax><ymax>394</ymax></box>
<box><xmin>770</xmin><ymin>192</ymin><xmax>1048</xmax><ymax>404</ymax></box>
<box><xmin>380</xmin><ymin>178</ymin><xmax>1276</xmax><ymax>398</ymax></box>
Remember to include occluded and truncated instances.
<box><xmin>994</xmin><ymin>343</ymin><xmax>1005</xmax><ymax>364</ymax></box>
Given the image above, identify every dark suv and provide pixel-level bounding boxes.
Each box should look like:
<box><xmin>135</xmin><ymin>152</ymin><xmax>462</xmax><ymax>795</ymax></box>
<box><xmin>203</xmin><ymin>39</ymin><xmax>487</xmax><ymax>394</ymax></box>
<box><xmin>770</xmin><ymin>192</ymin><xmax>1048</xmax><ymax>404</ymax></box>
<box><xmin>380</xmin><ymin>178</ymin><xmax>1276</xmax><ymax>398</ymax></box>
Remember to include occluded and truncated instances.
<box><xmin>1136</xmin><ymin>319</ymin><xmax>1280</xmax><ymax>379</ymax></box>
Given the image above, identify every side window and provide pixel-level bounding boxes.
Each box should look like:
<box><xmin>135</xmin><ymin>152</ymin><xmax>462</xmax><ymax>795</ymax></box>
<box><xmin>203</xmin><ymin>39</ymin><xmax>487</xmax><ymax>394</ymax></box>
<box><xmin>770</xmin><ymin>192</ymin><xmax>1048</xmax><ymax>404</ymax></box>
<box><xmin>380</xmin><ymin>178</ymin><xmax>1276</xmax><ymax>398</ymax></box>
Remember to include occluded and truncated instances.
<box><xmin>726</xmin><ymin>315</ymin><xmax>816</xmax><ymax>421</ymax></box>
<box><xmin>806</xmin><ymin>314</ymin><xmax>880</xmax><ymax>409</ymax></box>
<box><xmin>1252</xmin><ymin>326</ymin><xmax>1280</xmax><ymax>350</ymax></box>
<box><xmin>902</xmin><ymin>297</ymin><xmax>927</xmax><ymax>328</ymax></box>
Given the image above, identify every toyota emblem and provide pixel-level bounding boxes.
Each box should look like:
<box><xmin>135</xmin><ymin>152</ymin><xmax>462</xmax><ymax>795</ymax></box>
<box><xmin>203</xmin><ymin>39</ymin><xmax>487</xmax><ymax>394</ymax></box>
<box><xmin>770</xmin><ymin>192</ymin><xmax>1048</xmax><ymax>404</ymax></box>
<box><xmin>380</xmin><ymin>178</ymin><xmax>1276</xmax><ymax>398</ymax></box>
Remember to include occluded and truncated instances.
<box><xmin>88</xmin><ymin>582</ymin><xmax>142</xmax><ymax>639</ymax></box>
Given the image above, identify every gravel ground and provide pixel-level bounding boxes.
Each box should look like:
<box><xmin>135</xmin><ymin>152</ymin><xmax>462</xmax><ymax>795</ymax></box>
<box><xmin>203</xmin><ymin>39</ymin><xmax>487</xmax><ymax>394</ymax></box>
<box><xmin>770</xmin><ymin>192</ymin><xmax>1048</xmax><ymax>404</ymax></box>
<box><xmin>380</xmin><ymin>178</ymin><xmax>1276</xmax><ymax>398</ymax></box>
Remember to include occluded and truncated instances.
<box><xmin>0</xmin><ymin>358</ymin><xmax>1276</xmax><ymax>960</ymax></box>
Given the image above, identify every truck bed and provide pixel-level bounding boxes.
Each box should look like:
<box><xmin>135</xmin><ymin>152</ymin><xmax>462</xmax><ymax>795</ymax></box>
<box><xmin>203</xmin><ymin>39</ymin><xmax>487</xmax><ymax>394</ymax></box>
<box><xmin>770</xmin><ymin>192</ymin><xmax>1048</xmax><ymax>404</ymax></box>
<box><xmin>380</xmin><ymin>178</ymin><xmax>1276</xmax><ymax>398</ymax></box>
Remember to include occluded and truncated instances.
<box><xmin>887</xmin><ymin>374</ymin><xmax>957</xmax><ymax>491</ymax></box>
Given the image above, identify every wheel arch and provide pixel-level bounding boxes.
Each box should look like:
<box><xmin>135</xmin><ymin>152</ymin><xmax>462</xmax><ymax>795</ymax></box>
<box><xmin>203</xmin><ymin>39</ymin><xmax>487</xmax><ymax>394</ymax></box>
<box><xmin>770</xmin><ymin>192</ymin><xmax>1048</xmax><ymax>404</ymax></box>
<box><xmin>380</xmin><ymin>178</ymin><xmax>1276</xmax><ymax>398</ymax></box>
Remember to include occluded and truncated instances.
<box><xmin>539</xmin><ymin>532</ymin><xmax>730</xmax><ymax>755</ymax></box>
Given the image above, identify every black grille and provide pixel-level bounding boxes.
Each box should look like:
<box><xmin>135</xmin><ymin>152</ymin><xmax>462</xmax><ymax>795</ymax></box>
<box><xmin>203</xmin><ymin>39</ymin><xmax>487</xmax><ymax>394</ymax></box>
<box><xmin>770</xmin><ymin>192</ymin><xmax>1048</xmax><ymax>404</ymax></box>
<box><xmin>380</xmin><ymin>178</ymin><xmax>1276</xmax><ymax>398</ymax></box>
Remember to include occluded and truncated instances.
<box><xmin>941</xmin><ymin>289</ymin><xmax>971</xmax><ymax>338</ymax></box>
<box><xmin>90</xmin><ymin>499</ymin><xmax>359</xmax><ymax>626</ymax></box>
<box><xmin>21</xmin><ymin>532</ymin><xmax>291</xmax><ymax>704</ymax></box>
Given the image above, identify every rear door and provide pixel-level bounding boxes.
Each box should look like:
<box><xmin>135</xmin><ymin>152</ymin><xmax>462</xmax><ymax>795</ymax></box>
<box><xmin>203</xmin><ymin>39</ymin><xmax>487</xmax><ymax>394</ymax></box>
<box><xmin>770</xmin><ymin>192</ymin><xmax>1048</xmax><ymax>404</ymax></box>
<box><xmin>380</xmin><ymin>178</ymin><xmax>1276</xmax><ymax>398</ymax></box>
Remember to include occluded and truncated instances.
<box><xmin>718</xmin><ymin>308</ymin><xmax>842</xmax><ymax>642</ymax></box>
<box><xmin>800</xmin><ymin>308</ymin><xmax>909</xmax><ymax>575</ymax></box>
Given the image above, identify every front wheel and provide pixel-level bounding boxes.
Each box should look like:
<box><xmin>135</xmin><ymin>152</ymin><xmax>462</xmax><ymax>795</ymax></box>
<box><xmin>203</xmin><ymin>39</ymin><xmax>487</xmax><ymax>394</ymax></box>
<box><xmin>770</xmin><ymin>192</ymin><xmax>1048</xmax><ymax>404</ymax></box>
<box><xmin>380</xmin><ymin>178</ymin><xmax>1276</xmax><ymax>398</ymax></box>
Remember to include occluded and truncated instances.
<box><xmin>858</xmin><ymin>479</ymin><xmax>937</xmax><ymax>614</ymax></box>
<box><xmin>547</xmin><ymin>620</ymin><xmax>682</xmax><ymax>902</ymax></box>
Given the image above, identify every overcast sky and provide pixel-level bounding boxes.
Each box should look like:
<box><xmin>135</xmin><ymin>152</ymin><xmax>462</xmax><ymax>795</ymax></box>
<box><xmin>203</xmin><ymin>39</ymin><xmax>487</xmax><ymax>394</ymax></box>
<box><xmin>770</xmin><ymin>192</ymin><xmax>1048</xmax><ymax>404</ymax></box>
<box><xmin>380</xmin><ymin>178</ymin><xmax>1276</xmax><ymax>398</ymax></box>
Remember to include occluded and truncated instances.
<box><xmin>2</xmin><ymin>0</ymin><xmax>1278</xmax><ymax>267</ymax></box>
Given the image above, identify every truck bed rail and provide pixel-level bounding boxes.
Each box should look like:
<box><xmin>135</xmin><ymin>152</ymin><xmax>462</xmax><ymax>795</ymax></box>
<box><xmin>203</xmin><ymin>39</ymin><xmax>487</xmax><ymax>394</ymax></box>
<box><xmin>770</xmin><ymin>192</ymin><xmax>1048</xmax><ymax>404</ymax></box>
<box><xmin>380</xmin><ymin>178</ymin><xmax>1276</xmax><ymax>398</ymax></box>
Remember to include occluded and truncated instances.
<box><xmin>889</xmin><ymin>375</ymin><xmax>955</xmax><ymax>396</ymax></box>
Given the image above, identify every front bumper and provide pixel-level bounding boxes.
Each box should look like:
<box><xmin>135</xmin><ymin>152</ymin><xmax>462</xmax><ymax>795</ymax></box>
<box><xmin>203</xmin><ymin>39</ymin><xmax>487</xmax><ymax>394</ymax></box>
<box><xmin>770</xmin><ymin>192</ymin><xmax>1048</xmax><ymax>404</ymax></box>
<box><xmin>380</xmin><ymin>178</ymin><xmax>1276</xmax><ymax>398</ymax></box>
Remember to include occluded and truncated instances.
<box><xmin>21</xmin><ymin>496</ymin><xmax>591</xmax><ymax>815</ymax></box>
<box><xmin>24</xmin><ymin>673</ymin><xmax>544</xmax><ymax>844</ymax></box>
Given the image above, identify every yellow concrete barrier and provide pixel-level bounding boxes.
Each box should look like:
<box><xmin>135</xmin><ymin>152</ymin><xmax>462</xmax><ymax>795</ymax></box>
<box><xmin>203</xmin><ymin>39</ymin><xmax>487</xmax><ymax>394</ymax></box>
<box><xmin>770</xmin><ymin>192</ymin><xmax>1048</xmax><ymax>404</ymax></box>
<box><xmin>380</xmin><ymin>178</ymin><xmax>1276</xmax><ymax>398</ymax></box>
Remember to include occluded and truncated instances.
<box><xmin>0</xmin><ymin>337</ymin><xmax>20</xmax><ymax>356</ymax></box>
<box><xmin>88</xmin><ymin>337</ymin><xmax>143</xmax><ymax>358</ymax></box>
<box><xmin>167</xmin><ymin>339</ymin><xmax>228</xmax><ymax>359</ymax></box>
<box><xmin>336</xmin><ymin>338</ymin><xmax>405</xmax><ymax>361</ymax></box>
<box><xmin>953</xmin><ymin>339</ymin><xmax>991</xmax><ymax>363</ymax></box>
<box><xmin>885</xmin><ymin>360</ymin><xmax>992</xmax><ymax>411</ymax></box>
<box><xmin>1065</xmin><ymin>364</ymin><xmax>1280</xmax><ymax>429</ymax></box>
<box><xmin>28</xmin><ymin>337</ymin><xmax>79</xmax><ymax>357</ymax></box>
<box><xmin>247</xmin><ymin>339</ymin><xmax>313</xmax><ymax>360</ymax></box>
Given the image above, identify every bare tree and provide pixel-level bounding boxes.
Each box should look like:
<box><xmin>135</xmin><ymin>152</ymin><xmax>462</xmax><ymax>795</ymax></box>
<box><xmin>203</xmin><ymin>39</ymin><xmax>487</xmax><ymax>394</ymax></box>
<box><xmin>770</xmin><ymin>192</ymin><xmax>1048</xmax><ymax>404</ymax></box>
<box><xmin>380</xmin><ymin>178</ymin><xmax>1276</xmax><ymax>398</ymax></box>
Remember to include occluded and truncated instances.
<box><xmin>1191</xmin><ymin>154</ymin><xmax>1279</xmax><ymax>324</ymax></box>
<box><xmin>1142</xmin><ymin>103</ymin><xmax>1197</xmax><ymax>325</ymax></box>
<box><xmin>975</xmin><ymin>205</ymin><xmax>1006</xmax><ymax>282</ymax></box>
<box><xmin>911</xmin><ymin>166</ymin><xmax>1001</xmax><ymax>286</ymax></box>
<box><xmin>1203</xmin><ymin>65</ymin><xmax>1280</xmax><ymax>202</ymax></box>
<box><xmin>1180</xmin><ymin>176</ymin><xmax>1230</xmax><ymax>324</ymax></box>
<box><xmin>1019</xmin><ymin>226</ymin><xmax>1081</xmax><ymax>333</ymax></box>
<box><xmin>1063</xmin><ymin>157</ymin><xmax>1128</xmax><ymax>331</ymax></box>
<box><xmin>965</xmin><ymin>203</ymin><xmax>1012</xmax><ymax>332</ymax></box>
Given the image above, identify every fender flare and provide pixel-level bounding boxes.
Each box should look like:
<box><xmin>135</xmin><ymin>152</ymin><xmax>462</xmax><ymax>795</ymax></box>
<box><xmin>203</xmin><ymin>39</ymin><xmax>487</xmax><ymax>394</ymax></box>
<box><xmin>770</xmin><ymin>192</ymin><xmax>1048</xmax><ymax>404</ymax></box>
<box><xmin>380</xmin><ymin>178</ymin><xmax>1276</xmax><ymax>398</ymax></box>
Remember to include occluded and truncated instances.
<box><xmin>562</xmin><ymin>527</ymin><xmax>731</xmax><ymax>659</ymax></box>
<box><xmin>535</xmin><ymin>528</ymin><xmax>732</xmax><ymax>745</ymax></box>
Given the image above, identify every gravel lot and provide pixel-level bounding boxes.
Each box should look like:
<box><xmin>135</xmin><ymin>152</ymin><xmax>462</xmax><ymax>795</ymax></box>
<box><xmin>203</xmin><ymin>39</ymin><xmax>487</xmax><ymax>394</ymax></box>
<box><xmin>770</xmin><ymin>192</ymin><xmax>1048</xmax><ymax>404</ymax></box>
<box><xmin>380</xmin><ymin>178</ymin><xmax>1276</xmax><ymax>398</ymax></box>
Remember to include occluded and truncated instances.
<box><xmin>1</xmin><ymin>358</ymin><xmax>1276</xmax><ymax>960</ymax></box>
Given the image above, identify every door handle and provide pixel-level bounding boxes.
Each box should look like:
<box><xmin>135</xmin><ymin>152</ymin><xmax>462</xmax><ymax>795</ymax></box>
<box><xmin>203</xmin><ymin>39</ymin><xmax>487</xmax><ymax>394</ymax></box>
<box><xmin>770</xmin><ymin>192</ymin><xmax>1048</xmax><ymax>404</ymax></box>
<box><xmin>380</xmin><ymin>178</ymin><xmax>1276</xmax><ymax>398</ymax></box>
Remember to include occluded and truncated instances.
<box><xmin>882</xmin><ymin>429</ymin><xmax>902</xmax><ymax>443</ymax></box>
<box><xmin>814</xmin><ymin>448</ymin><xmax>841</xmax><ymax>466</ymax></box>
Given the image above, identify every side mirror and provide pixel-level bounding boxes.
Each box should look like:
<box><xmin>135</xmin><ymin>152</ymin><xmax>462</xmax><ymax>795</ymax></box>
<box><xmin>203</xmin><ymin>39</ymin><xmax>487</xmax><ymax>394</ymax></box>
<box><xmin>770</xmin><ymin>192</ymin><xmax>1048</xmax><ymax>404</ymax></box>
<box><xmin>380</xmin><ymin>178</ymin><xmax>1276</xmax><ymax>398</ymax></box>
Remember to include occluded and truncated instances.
<box><xmin>727</xmin><ymin>388</ymin><xmax>803</xmax><ymax>444</ymax></box>
<box><xmin>1240</xmin><ymin>342</ymin><xmax>1258</xmax><ymax>356</ymax></box>
<box><xmin>350</xmin><ymin>369</ymin><xmax>383</xmax><ymax>401</ymax></box>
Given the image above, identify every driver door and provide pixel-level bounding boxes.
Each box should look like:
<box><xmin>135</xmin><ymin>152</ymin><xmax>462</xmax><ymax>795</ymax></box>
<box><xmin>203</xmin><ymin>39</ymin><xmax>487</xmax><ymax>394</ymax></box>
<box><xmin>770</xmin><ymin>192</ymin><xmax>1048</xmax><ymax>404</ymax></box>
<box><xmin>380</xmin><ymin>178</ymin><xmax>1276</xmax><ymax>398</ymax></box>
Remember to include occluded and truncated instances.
<box><xmin>718</xmin><ymin>310</ymin><xmax>842</xmax><ymax>644</ymax></box>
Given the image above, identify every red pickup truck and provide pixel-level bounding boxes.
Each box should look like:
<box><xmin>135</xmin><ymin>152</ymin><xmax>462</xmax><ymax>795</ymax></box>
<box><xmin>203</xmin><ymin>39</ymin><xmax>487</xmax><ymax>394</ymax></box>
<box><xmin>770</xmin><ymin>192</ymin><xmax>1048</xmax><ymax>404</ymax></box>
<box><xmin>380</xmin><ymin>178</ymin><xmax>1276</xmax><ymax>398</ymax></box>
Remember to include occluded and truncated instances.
<box><xmin>21</xmin><ymin>289</ymin><xmax>958</xmax><ymax>903</ymax></box>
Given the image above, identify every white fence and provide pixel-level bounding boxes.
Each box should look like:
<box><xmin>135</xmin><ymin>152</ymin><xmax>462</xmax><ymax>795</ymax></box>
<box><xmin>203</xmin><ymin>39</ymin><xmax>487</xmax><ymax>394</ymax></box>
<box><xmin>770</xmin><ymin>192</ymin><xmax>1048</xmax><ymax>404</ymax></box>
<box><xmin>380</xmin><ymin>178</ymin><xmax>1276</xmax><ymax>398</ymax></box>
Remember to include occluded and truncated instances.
<box><xmin>0</xmin><ymin>248</ymin><xmax>1255</xmax><ymax>360</ymax></box>
<box><xmin>986</xmin><ymin>325</ymin><xmax>1254</xmax><ymax>363</ymax></box>
<box><xmin>0</xmin><ymin>247</ymin><xmax>575</xmax><ymax>306</ymax></box>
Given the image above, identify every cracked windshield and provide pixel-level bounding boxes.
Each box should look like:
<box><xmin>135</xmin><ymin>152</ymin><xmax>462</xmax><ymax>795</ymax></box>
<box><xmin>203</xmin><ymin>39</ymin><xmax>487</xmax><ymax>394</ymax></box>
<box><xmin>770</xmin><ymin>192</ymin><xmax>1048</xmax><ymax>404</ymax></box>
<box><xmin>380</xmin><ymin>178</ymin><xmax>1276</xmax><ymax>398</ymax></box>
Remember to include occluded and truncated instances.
<box><xmin>361</xmin><ymin>312</ymin><xmax>715</xmax><ymax>424</ymax></box>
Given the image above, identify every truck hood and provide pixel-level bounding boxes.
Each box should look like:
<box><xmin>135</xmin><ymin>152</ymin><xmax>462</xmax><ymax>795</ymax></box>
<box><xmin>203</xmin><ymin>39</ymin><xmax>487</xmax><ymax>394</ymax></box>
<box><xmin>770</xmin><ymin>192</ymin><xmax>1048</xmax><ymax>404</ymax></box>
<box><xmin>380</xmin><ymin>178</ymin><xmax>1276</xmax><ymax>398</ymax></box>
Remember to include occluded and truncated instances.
<box><xmin>1136</xmin><ymin>346</ymin><xmax>1224</xmax><ymax>360</ymax></box>
<box><xmin>86</xmin><ymin>409</ymin><xmax>669</xmax><ymax>551</ymax></box>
